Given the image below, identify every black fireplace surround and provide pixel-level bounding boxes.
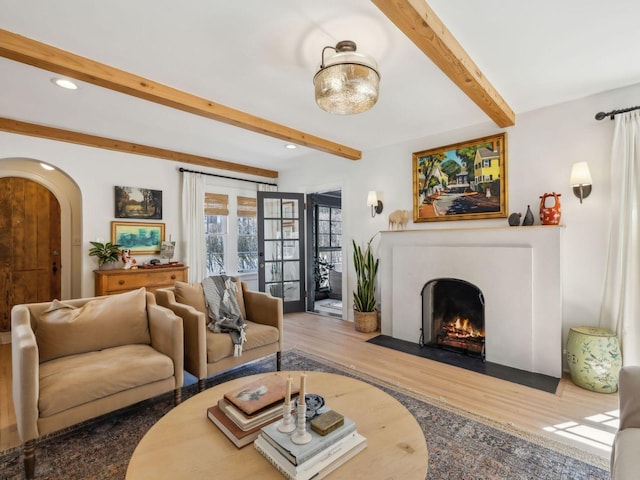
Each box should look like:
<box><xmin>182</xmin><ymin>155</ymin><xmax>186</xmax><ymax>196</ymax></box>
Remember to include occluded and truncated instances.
<box><xmin>420</xmin><ymin>278</ymin><xmax>485</xmax><ymax>359</ymax></box>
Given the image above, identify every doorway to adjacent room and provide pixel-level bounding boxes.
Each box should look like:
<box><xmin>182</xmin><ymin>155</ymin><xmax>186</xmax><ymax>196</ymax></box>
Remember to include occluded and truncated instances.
<box><xmin>306</xmin><ymin>190</ymin><xmax>342</xmax><ymax>318</ymax></box>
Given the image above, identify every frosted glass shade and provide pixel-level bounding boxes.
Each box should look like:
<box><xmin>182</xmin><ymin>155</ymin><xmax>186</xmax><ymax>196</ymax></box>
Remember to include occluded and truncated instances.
<box><xmin>314</xmin><ymin>50</ymin><xmax>379</xmax><ymax>115</ymax></box>
<box><xmin>367</xmin><ymin>191</ymin><xmax>378</xmax><ymax>207</ymax></box>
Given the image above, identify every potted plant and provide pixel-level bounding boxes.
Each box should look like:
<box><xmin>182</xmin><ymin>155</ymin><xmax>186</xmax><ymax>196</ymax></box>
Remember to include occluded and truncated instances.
<box><xmin>352</xmin><ymin>236</ymin><xmax>379</xmax><ymax>332</ymax></box>
<box><xmin>89</xmin><ymin>241</ymin><xmax>123</xmax><ymax>269</ymax></box>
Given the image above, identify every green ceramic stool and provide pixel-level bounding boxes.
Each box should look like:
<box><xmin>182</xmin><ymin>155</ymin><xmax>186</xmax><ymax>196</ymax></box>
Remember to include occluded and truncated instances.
<box><xmin>566</xmin><ymin>326</ymin><xmax>622</xmax><ymax>393</ymax></box>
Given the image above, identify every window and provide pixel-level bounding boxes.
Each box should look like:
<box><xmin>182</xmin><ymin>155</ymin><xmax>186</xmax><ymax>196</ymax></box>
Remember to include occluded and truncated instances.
<box><xmin>205</xmin><ymin>216</ymin><xmax>227</xmax><ymax>274</ymax></box>
<box><xmin>204</xmin><ymin>193</ymin><xmax>228</xmax><ymax>275</ymax></box>
<box><xmin>204</xmin><ymin>191</ymin><xmax>258</xmax><ymax>276</ymax></box>
<box><xmin>237</xmin><ymin>196</ymin><xmax>258</xmax><ymax>272</ymax></box>
<box><xmin>317</xmin><ymin>206</ymin><xmax>342</xmax><ymax>271</ymax></box>
<box><xmin>483</xmin><ymin>159</ymin><xmax>491</xmax><ymax>168</ymax></box>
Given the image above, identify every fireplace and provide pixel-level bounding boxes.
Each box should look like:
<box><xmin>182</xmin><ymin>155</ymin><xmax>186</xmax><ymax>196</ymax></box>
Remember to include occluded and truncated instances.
<box><xmin>380</xmin><ymin>227</ymin><xmax>563</xmax><ymax>378</ymax></box>
<box><xmin>420</xmin><ymin>278</ymin><xmax>485</xmax><ymax>359</ymax></box>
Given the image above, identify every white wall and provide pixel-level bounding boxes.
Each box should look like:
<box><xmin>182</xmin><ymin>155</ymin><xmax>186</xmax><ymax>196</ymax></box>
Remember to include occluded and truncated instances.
<box><xmin>279</xmin><ymin>82</ymin><xmax>640</xmax><ymax>357</ymax></box>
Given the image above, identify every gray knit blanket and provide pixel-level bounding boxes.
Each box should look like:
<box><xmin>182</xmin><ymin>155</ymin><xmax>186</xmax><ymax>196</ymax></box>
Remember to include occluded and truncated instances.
<box><xmin>202</xmin><ymin>275</ymin><xmax>246</xmax><ymax>356</ymax></box>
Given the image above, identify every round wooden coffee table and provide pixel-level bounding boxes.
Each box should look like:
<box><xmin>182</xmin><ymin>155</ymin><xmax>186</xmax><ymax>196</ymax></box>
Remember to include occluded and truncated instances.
<box><xmin>126</xmin><ymin>371</ymin><xmax>428</xmax><ymax>479</ymax></box>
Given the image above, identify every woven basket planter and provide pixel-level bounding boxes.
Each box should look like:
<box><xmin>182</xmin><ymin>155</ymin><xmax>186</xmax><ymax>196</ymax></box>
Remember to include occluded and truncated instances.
<box><xmin>354</xmin><ymin>310</ymin><xmax>378</xmax><ymax>333</ymax></box>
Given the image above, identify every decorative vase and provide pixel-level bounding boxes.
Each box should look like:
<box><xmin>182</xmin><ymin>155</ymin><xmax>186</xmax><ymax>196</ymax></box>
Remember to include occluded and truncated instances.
<box><xmin>522</xmin><ymin>205</ymin><xmax>534</xmax><ymax>226</ymax></box>
<box><xmin>354</xmin><ymin>310</ymin><xmax>378</xmax><ymax>333</ymax></box>
<box><xmin>539</xmin><ymin>192</ymin><xmax>562</xmax><ymax>225</ymax></box>
<box><xmin>508</xmin><ymin>212</ymin><xmax>521</xmax><ymax>226</ymax></box>
<box><xmin>98</xmin><ymin>261</ymin><xmax>119</xmax><ymax>271</ymax></box>
<box><xmin>566</xmin><ymin>327</ymin><xmax>622</xmax><ymax>393</ymax></box>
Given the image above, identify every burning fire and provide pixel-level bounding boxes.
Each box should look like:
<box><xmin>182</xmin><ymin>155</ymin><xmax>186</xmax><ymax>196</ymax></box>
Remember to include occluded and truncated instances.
<box><xmin>444</xmin><ymin>316</ymin><xmax>484</xmax><ymax>339</ymax></box>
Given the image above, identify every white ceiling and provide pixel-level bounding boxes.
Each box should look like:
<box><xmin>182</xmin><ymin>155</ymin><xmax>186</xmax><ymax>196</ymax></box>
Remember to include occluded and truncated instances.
<box><xmin>2</xmin><ymin>0</ymin><xmax>640</xmax><ymax>175</ymax></box>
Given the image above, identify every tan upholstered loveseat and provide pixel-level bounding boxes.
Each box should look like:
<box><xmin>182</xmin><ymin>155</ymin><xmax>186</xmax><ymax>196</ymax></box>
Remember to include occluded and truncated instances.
<box><xmin>611</xmin><ymin>366</ymin><xmax>640</xmax><ymax>479</ymax></box>
<box><xmin>11</xmin><ymin>288</ymin><xmax>184</xmax><ymax>479</ymax></box>
<box><xmin>156</xmin><ymin>279</ymin><xmax>282</xmax><ymax>391</ymax></box>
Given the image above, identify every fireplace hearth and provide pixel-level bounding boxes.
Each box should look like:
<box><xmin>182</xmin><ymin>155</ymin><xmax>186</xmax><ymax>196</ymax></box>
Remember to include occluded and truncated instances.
<box><xmin>367</xmin><ymin>334</ymin><xmax>560</xmax><ymax>393</ymax></box>
<box><xmin>420</xmin><ymin>278</ymin><xmax>485</xmax><ymax>360</ymax></box>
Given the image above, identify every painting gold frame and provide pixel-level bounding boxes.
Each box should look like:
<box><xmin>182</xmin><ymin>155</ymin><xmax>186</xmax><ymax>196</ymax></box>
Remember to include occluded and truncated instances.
<box><xmin>111</xmin><ymin>221</ymin><xmax>165</xmax><ymax>254</ymax></box>
<box><xmin>412</xmin><ymin>133</ymin><xmax>508</xmax><ymax>222</ymax></box>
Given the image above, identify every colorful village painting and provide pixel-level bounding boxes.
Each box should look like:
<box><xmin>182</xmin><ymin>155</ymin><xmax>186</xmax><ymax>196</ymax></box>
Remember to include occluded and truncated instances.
<box><xmin>412</xmin><ymin>133</ymin><xmax>508</xmax><ymax>222</ymax></box>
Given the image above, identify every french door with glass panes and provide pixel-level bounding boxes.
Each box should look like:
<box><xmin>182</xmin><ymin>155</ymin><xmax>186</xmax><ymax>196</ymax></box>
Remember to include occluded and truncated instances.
<box><xmin>257</xmin><ymin>192</ymin><xmax>305</xmax><ymax>313</ymax></box>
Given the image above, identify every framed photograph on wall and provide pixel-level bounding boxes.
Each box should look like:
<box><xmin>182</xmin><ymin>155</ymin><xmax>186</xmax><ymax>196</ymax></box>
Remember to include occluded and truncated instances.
<box><xmin>115</xmin><ymin>186</ymin><xmax>162</xmax><ymax>219</ymax></box>
<box><xmin>413</xmin><ymin>133</ymin><xmax>508</xmax><ymax>222</ymax></box>
<box><xmin>111</xmin><ymin>221</ymin><xmax>165</xmax><ymax>254</ymax></box>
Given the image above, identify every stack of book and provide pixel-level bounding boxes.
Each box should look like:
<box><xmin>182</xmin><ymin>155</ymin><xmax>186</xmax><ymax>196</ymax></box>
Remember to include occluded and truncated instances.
<box><xmin>254</xmin><ymin>410</ymin><xmax>367</xmax><ymax>480</ymax></box>
<box><xmin>207</xmin><ymin>375</ymin><xmax>300</xmax><ymax>448</ymax></box>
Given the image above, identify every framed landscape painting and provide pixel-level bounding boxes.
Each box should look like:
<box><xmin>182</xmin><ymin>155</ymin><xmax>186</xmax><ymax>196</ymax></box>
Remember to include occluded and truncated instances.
<box><xmin>111</xmin><ymin>221</ymin><xmax>165</xmax><ymax>254</ymax></box>
<box><xmin>115</xmin><ymin>186</ymin><xmax>162</xmax><ymax>219</ymax></box>
<box><xmin>412</xmin><ymin>133</ymin><xmax>508</xmax><ymax>222</ymax></box>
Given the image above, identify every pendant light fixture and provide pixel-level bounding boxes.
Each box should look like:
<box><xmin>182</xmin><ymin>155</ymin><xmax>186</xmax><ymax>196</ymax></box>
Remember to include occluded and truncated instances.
<box><xmin>313</xmin><ymin>40</ymin><xmax>380</xmax><ymax>115</ymax></box>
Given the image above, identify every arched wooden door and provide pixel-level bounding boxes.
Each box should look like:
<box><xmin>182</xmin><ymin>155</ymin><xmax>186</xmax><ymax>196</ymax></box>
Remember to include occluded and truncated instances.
<box><xmin>0</xmin><ymin>177</ymin><xmax>61</xmax><ymax>331</ymax></box>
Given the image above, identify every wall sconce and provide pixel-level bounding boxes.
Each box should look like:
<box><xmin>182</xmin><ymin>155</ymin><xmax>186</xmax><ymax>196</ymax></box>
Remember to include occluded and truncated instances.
<box><xmin>367</xmin><ymin>191</ymin><xmax>383</xmax><ymax>217</ymax></box>
<box><xmin>570</xmin><ymin>162</ymin><xmax>592</xmax><ymax>204</ymax></box>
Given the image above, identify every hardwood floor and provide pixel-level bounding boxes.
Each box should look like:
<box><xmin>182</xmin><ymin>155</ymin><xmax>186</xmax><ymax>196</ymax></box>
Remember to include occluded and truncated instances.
<box><xmin>0</xmin><ymin>312</ymin><xmax>619</xmax><ymax>467</ymax></box>
<box><xmin>282</xmin><ymin>312</ymin><xmax>619</xmax><ymax>465</ymax></box>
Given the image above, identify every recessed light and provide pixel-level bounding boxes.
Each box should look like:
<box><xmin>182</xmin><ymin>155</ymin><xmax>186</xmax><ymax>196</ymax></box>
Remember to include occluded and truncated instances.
<box><xmin>285</xmin><ymin>144</ymin><xmax>297</xmax><ymax>149</ymax></box>
<box><xmin>51</xmin><ymin>78</ymin><xmax>78</xmax><ymax>90</ymax></box>
<box><xmin>40</xmin><ymin>163</ymin><xmax>55</xmax><ymax>171</ymax></box>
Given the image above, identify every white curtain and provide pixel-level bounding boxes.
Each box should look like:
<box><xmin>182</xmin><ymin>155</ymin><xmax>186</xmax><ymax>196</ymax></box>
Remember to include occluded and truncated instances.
<box><xmin>181</xmin><ymin>171</ymin><xmax>207</xmax><ymax>283</ymax></box>
<box><xmin>599</xmin><ymin>110</ymin><xmax>640</xmax><ymax>365</ymax></box>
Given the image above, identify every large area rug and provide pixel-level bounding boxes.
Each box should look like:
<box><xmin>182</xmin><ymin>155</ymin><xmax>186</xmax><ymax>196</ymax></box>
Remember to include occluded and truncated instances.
<box><xmin>0</xmin><ymin>349</ymin><xmax>610</xmax><ymax>480</ymax></box>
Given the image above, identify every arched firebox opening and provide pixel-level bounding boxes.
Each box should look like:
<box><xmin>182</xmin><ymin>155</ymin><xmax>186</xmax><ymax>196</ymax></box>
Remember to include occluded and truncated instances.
<box><xmin>419</xmin><ymin>278</ymin><xmax>485</xmax><ymax>360</ymax></box>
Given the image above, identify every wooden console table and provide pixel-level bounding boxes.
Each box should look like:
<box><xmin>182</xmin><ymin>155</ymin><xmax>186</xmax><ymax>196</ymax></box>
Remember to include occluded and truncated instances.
<box><xmin>94</xmin><ymin>265</ymin><xmax>188</xmax><ymax>296</ymax></box>
<box><xmin>126</xmin><ymin>371</ymin><xmax>428</xmax><ymax>479</ymax></box>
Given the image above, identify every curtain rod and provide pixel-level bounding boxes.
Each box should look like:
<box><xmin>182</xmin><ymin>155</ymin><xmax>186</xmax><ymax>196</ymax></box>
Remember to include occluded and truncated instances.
<box><xmin>178</xmin><ymin>167</ymin><xmax>277</xmax><ymax>187</ymax></box>
<box><xmin>595</xmin><ymin>106</ymin><xmax>640</xmax><ymax>120</ymax></box>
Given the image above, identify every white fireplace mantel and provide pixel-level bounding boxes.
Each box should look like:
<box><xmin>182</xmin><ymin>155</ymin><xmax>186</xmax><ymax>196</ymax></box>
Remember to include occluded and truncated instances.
<box><xmin>379</xmin><ymin>225</ymin><xmax>563</xmax><ymax>378</ymax></box>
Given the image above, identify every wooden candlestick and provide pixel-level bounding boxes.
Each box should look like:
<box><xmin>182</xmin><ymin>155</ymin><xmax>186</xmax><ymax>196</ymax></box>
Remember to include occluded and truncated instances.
<box><xmin>291</xmin><ymin>402</ymin><xmax>311</xmax><ymax>444</ymax></box>
<box><xmin>277</xmin><ymin>402</ymin><xmax>295</xmax><ymax>433</ymax></box>
<box><xmin>277</xmin><ymin>376</ymin><xmax>295</xmax><ymax>433</ymax></box>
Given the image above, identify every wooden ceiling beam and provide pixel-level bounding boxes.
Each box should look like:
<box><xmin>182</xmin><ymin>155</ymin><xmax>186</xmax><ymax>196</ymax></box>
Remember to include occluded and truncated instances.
<box><xmin>0</xmin><ymin>117</ymin><xmax>279</xmax><ymax>179</ymax></box>
<box><xmin>0</xmin><ymin>29</ymin><xmax>361</xmax><ymax>161</ymax></box>
<box><xmin>372</xmin><ymin>0</ymin><xmax>515</xmax><ymax>128</ymax></box>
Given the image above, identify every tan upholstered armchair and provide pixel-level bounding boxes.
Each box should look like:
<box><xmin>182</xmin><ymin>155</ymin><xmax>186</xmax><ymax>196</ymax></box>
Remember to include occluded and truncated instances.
<box><xmin>11</xmin><ymin>288</ymin><xmax>183</xmax><ymax>479</ymax></box>
<box><xmin>611</xmin><ymin>366</ymin><xmax>640</xmax><ymax>480</ymax></box>
<box><xmin>156</xmin><ymin>279</ymin><xmax>282</xmax><ymax>391</ymax></box>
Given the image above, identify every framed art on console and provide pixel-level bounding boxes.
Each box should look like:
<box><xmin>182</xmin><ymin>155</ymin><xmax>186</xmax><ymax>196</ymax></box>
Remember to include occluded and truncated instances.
<box><xmin>111</xmin><ymin>221</ymin><xmax>165</xmax><ymax>254</ymax></box>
